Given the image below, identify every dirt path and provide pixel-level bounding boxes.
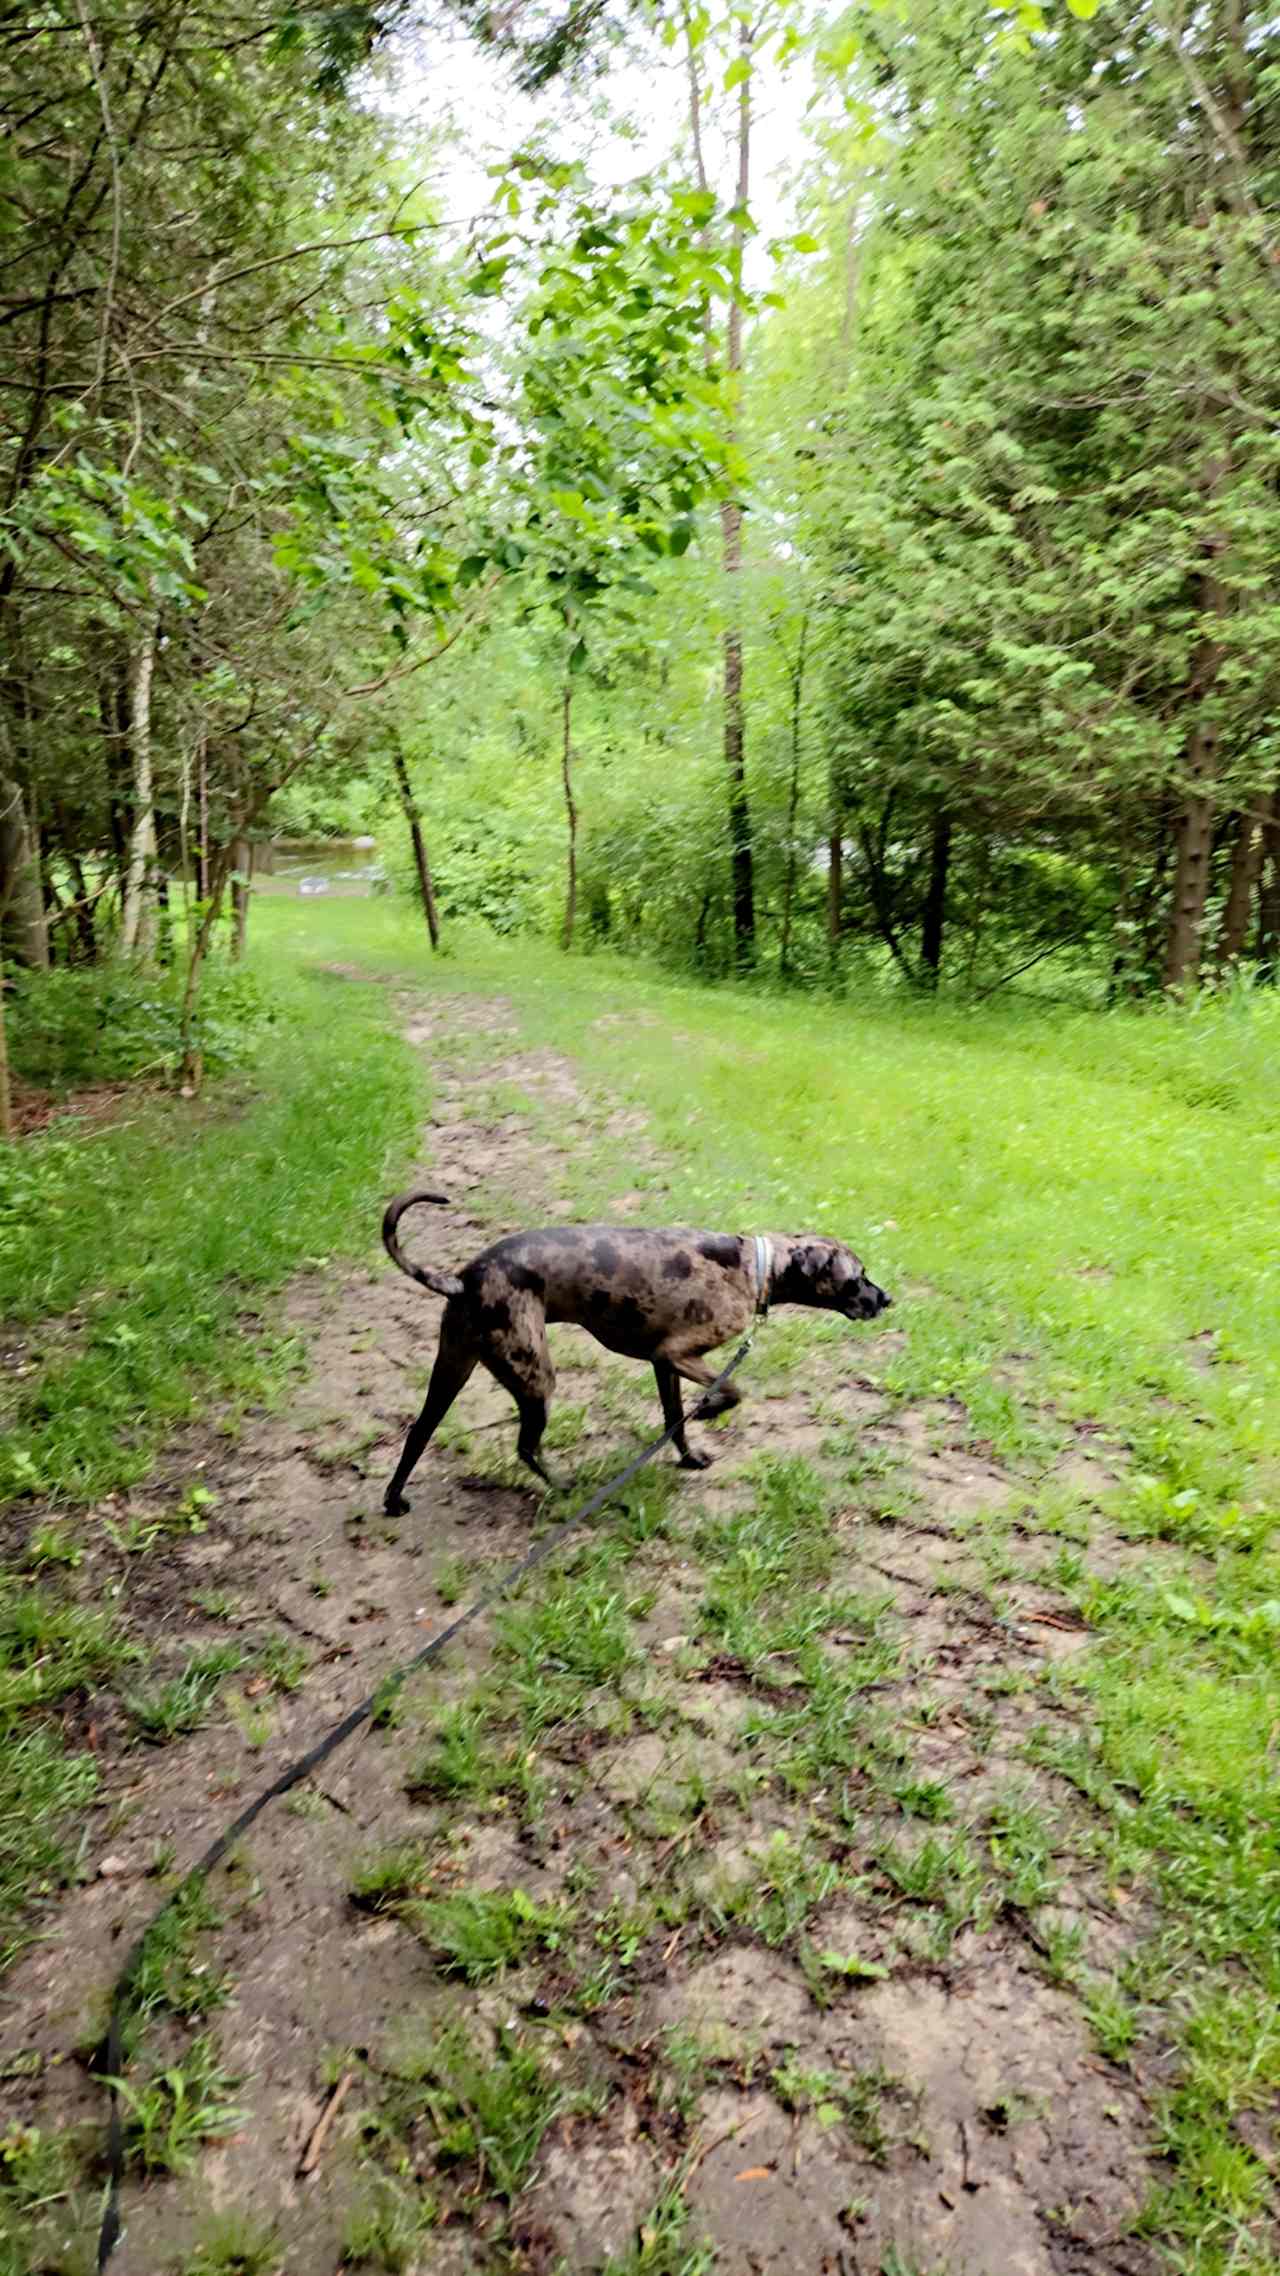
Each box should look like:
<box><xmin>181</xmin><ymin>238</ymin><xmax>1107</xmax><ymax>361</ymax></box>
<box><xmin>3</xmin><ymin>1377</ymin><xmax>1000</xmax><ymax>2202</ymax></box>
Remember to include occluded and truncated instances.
<box><xmin>7</xmin><ymin>982</ymin><xmax>1165</xmax><ymax>2276</ymax></box>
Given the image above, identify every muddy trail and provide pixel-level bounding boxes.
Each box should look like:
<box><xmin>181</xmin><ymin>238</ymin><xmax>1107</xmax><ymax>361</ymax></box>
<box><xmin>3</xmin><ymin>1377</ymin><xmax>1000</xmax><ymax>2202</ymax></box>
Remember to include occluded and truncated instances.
<box><xmin>8</xmin><ymin>978</ymin><xmax>1169</xmax><ymax>2276</ymax></box>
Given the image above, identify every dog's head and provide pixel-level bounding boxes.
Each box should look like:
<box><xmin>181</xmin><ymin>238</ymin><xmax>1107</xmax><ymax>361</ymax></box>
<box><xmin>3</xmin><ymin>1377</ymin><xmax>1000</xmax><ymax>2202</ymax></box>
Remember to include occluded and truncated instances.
<box><xmin>777</xmin><ymin>1237</ymin><xmax>892</xmax><ymax>1321</ymax></box>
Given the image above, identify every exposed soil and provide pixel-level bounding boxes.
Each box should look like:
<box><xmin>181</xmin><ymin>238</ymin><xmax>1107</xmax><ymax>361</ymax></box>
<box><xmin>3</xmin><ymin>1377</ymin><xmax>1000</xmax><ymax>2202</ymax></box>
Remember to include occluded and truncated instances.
<box><xmin>4</xmin><ymin>979</ymin><xmax>1172</xmax><ymax>2276</ymax></box>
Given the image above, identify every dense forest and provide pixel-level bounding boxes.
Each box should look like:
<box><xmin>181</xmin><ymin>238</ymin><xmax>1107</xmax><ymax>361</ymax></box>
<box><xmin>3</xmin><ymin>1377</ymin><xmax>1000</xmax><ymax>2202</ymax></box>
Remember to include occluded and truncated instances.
<box><xmin>3</xmin><ymin>0</ymin><xmax>1279</xmax><ymax>1117</ymax></box>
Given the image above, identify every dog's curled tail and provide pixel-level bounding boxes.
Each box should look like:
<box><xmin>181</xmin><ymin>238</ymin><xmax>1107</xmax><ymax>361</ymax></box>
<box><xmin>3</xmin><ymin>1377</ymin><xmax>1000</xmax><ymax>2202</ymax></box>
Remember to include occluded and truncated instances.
<box><xmin>382</xmin><ymin>1188</ymin><xmax>465</xmax><ymax>1298</ymax></box>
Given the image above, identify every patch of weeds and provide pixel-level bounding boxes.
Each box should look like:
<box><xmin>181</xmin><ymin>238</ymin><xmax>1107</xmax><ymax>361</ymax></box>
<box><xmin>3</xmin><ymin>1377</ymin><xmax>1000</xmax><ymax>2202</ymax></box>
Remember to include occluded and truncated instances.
<box><xmin>876</xmin><ymin>1832</ymin><xmax>990</xmax><ymax>1947</ymax></box>
<box><xmin>744</xmin><ymin>1643</ymin><xmax>898</xmax><ymax>1793</ymax></box>
<box><xmin>350</xmin><ymin>1840</ymin><xmax>433</xmax><ymax>1913</ymax></box>
<box><xmin>433</xmin><ymin>1555</ymin><xmax>471</xmax><ymax>1607</ymax></box>
<box><xmin>380</xmin><ymin>2016</ymin><xmax>564</xmax><ymax>2201</ymax></box>
<box><xmin>698</xmin><ymin>1457</ymin><xmax>840</xmax><ymax>1665</ymax></box>
<box><xmin>498</xmin><ymin>1559</ymin><xmax>636</xmax><ymax>1735</ymax></box>
<box><xmin>545</xmin><ymin>1400</ymin><xmax>588</xmax><ymax>1450</ymax></box>
<box><xmin>22</xmin><ymin>1520</ymin><xmax>83</xmax><ymax>1571</ymax></box>
<box><xmin>710</xmin><ymin>1829</ymin><xmax>841</xmax><ymax>1948</ymax></box>
<box><xmin>405</xmin><ymin>1699</ymin><xmax>521</xmax><ymax>1809</ymax></box>
<box><xmin>652</xmin><ymin>2026</ymin><xmax>717</xmax><ymax>2121</ymax></box>
<box><xmin>121</xmin><ymin>1880</ymin><xmax>228</xmax><ymax>2049</ymax></box>
<box><xmin>182</xmin><ymin>2206</ymin><xmax>282</xmax><ymax>2275</ymax></box>
<box><xmin>984</xmin><ymin>1787</ymin><xmax>1061</xmax><ymax>1910</ymax></box>
<box><xmin>0</xmin><ymin>1578</ymin><xmax>133</xmax><ymax>1715</ymax></box>
<box><xmin>1036</xmin><ymin>1916</ymin><xmax>1087</xmax><ymax>1988</ymax></box>
<box><xmin>800</xmin><ymin>1944</ymin><xmax>890</xmax><ymax>2005</ymax></box>
<box><xmin>124</xmin><ymin>1642</ymin><xmax>246</xmax><ymax>1742</ymax></box>
<box><xmin>254</xmin><ymin>1631</ymin><xmax>309</xmax><ymax>1693</ymax></box>
<box><xmin>111</xmin><ymin>2034</ymin><xmax>245</xmax><ymax>2175</ymax></box>
<box><xmin>601</xmin><ymin>2177</ymin><xmax>715</xmax><ymax>2275</ymax></box>
<box><xmin>891</xmin><ymin>1776</ymin><xmax>953</xmax><ymax>1822</ymax></box>
<box><xmin>190</xmin><ymin>1587</ymin><xmax>240</xmax><ymax>1621</ymax></box>
<box><xmin>771</xmin><ymin>2056</ymin><xmax>899</xmax><ymax>2162</ymax></box>
<box><xmin>400</xmin><ymin>1886</ymin><xmax>570</xmax><ymax>1983</ymax></box>
<box><xmin>0</xmin><ymin>1726</ymin><xmax>98</xmax><ymax>1968</ymax></box>
<box><xmin>1083</xmin><ymin>1974</ymin><xmax>1138</xmax><ymax>2065</ymax></box>
<box><xmin>341</xmin><ymin>2170</ymin><xmax>437</xmax><ymax>2271</ymax></box>
<box><xmin>0</xmin><ymin>2123</ymin><xmax>74</xmax><ymax>2223</ymax></box>
<box><xmin>225</xmin><ymin>1688</ymin><xmax>273</xmax><ymax>1748</ymax></box>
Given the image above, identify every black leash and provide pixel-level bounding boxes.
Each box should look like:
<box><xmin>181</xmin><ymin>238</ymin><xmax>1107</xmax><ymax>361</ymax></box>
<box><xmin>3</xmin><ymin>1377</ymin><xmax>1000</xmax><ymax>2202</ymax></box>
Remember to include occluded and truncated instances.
<box><xmin>94</xmin><ymin>1334</ymin><xmax>754</xmax><ymax>2271</ymax></box>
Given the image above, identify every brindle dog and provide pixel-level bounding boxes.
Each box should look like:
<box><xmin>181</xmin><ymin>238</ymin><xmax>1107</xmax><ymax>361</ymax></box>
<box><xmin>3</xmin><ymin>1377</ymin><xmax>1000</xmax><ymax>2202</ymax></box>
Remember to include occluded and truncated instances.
<box><xmin>380</xmin><ymin>1189</ymin><xmax>892</xmax><ymax>1513</ymax></box>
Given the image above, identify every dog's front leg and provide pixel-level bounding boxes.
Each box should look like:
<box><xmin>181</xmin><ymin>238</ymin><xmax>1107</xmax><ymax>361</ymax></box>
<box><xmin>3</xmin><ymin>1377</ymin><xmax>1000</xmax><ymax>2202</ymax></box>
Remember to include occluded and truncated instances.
<box><xmin>654</xmin><ymin>1357</ymin><xmax>712</xmax><ymax>1470</ymax></box>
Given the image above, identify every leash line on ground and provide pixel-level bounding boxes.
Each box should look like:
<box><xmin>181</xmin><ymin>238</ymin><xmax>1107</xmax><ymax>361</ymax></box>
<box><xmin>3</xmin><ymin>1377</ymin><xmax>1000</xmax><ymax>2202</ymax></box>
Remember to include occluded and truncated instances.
<box><xmin>95</xmin><ymin>1332</ymin><xmax>755</xmax><ymax>2272</ymax></box>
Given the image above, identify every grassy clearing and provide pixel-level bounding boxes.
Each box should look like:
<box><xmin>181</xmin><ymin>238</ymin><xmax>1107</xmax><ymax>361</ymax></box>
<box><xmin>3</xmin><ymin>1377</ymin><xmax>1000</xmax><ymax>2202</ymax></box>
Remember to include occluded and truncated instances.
<box><xmin>4</xmin><ymin>897</ymin><xmax>1278</xmax><ymax>2273</ymax></box>
<box><xmin>251</xmin><ymin>899</ymin><xmax>1278</xmax><ymax>2273</ymax></box>
<box><xmin>0</xmin><ymin>953</ymin><xmax>423</xmax><ymax>1505</ymax></box>
<box><xmin>0</xmin><ymin>942</ymin><xmax>421</xmax><ymax>1974</ymax></box>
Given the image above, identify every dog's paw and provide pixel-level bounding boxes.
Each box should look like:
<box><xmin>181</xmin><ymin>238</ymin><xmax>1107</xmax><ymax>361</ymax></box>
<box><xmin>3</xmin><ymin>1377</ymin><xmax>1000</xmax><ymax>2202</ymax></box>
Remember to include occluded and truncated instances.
<box><xmin>383</xmin><ymin>1489</ymin><xmax>411</xmax><ymax>1515</ymax></box>
<box><xmin>679</xmin><ymin>1448</ymin><xmax>713</xmax><ymax>1471</ymax></box>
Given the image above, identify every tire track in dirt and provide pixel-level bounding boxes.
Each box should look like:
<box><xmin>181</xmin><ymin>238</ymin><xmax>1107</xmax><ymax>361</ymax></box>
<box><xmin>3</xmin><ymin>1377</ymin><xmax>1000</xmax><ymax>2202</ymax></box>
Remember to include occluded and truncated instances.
<box><xmin>5</xmin><ymin>980</ymin><xmax>1166</xmax><ymax>2276</ymax></box>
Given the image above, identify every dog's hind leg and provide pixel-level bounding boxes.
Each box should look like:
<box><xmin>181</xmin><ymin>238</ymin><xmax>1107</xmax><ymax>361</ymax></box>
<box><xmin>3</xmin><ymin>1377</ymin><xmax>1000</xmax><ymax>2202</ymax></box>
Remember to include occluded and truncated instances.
<box><xmin>653</xmin><ymin>1358</ymin><xmax>711</xmax><ymax>1471</ymax></box>
<box><xmin>482</xmin><ymin>1309</ymin><xmax>557</xmax><ymax>1487</ymax></box>
<box><xmin>384</xmin><ymin>1307</ymin><xmax>477</xmax><ymax>1516</ymax></box>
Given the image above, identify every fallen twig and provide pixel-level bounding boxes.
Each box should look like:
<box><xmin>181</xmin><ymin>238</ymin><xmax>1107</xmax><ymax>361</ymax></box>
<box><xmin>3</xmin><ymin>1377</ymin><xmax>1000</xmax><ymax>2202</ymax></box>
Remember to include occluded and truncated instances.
<box><xmin>299</xmin><ymin>2070</ymin><xmax>355</xmax><ymax>2176</ymax></box>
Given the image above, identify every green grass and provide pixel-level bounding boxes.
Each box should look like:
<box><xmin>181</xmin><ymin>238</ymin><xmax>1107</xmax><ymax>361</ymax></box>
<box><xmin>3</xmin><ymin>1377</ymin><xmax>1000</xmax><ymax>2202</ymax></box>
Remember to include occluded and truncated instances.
<box><xmin>3</xmin><ymin>895</ymin><xmax>1278</xmax><ymax>2271</ymax></box>
<box><xmin>0</xmin><ymin>950</ymin><xmax>423</xmax><ymax>1504</ymax></box>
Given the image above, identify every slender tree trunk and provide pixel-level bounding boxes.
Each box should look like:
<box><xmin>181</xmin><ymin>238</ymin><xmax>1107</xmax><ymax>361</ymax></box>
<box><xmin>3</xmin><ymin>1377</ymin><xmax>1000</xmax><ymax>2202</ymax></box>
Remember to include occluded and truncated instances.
<box><xmin>229</xmin><ymin>835</ymin><xmax>252</xmax><ymax>960</ymax></box>
<box><xmin>560</xmin><ymin>680</ymin><xmax>578</xmax><ymax>952</ymax></box>
<box><xmin>827</xmin><ymin>802</ymin><xmax>843</xmax><ymax>960</ymax></box>
<box><xmin>1256</xmin><ymin>781</ymin><xmax>1280</xmax><ymax>981</ymax></box>
<box><xmin>0</xmin><ymin>775</ymin><xmax>49</xmax><ymax>966</ymax></box>
<box><xmin>1164</xmin><ymin>542</ymin><xmax>1228</xmax><ymax>992</ymax></box>
<box><xmin>779</xmin><ymin>614</ymin><xmax>808</xmax><ymax>981</ymax></box>
<box><xmin>920</xmin><ymin>808</ymin><xmax>952</xmax><ymax>984</ymax></box>
<box><xmin>120</xmin><ymin>613</ymin><xmax>159</xmax><ymax>960</ymax></box>
<box><xmin>1216</xmin><ymin>802</ymin><xmax>1265</xmax><ymax>968</ymax></box>
<box><xmin>721</xmin><ymin>13</ymin><xmax>755</xmax><ymax>968</ymax></box>
<box><xmin>196</xmin><ymin>728</ymin><xmax>209</xmax><ymax>899</ymax></box>
<box><xmin>391</xmin><ymin>742</ymin><xmax>440</xmax><ymax>950</ymax></box>
<box><xmin>0</xmin><ymin>971</ymin><xmax>10</xmax><ymax>1141</ymax></box>
<box><xmin>178</xmin><ymin>841</ymin><xmax>233</xmax><ymax>1091</ymax></box>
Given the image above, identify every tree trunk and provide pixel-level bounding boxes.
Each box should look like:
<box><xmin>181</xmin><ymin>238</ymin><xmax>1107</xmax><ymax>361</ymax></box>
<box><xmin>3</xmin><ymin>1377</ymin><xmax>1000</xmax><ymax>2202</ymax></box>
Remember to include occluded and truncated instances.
<box><xmin>178</xmin><ymin>840</ymin><xmax>234</xmax><ymax>1091</ymax></box>
<box><xmin>229</xmin><ymin>835</ymin><xmax>252</xmax><ymax>960</ymax></box>
<box><xmin>391</xmin><ymin>742</ymin><xmax>440</xmax><ymax>950</ymax></box>
<box><xmin>0</xmin><ymin>775</ymin><xmax>50</xmax><ymax>968</ymax></box>
<box><xmin>778</xmin><ymin>615</ymin><xmax>808</xmax><ymax>981</ymax></box>
<box><xmin>920</xmin><ymin>809</ymin><xmax>952</xmax><ymax>984</ymax></box>
<box><xmin>120</xmin><ymin>614</ymin><xmax>159</xmax><ymax>960</ymax></box>
<box><xmin>827</xmin><ymin>806</ymin><xmax>843</xmax><ymax>959</ymax></box>
<box><xmin>1164</xmin><ymin>539</ymin><xmax>1228</xmax><ymax>992</ymax></box>
<box><xmin>1257</xmin><ymin>781</ymin><xmax>1280</xmax><ymax>981</ymax></box>
<box><xmin>560</xmin><ymin>680</ymin><xmax>578</xmax><ymax>953</ymax></box>
<box><xmin>196</xmin><ymin>729</ymin><xmax>209</xmax><ymax>899</ymax></box>
<box><xmin>1216</xmin><ymin>801</ymin><xmax>1265</xmax><ymax>968</ymax></box>
<box><xmin>720</xmin><ymin>13</ymin><xmax>755</xmax><ymax>969</ymax></box>
<box><xmin>0</xmin><ymin>971</ymin><xmax>11</xmax><ymax>1141</ymax></box>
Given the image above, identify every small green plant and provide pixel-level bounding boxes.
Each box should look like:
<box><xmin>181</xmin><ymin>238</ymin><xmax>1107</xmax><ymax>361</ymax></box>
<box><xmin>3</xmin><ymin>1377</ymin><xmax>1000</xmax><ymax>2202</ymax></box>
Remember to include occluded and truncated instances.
<box><xmin>1084</xmin><ymin>1974</ymin><xmax>1138</xmax><ymax>2065</ymax></box>
<box><xmin>22</xmin><ymin>1521</ymin><xmax>83</xmax><ymax>1571</ymax></box>
<box><xmin>601</xmin><ymin>2176</ymin><xmax>715</xmax><ymax>2274</ymax></box>
<box><xmin>341</xmin><ymin>2170</ymin><xmax>437</xmax><ymax>2271</ymax></box>
<box><xmin>111</xmin><ymin>2034</ymin><xmax>245</xmax><ymax>2175</ymax></box>
<box><xmin>255</xmin><ymin>1631</ymin><xmax>309</xmax><ymax>1693</ymax></box>
<box><xmin>349</xmin><ymin>1840</ymin><xmax>432</xmax><ymax>1912</ymax></box>
<box><xmin>124</xmin><ymin>1643</ymin><xmax>246</xmax><ymax>1742</ymax></box>
<box><xmin>400</xmin><ymin>1886</ymin><xmax>568</xmax><ymax>1982</ymax></box>
<box><xmin>712</xmin><ymin>1830</ymin><xmax>841</xmax><ymax>1948</ymax></box>
<box><xmin>183</xmin><ymin>2206</ymin><xmax>282</xmax><ymax>2275</ymax></box>
<box><xmin>121</xmin><ymin>1879</ymin><xmax>227</xmax><ymax>2045</ymax></box>
<box><xmin>771</xmin><ymin>2056</ymin><xmax>899</xmax><ymax>2161</ymax></box>
<box><xmin>384</xmin><ymin>2018</ymin><xmax>562</xmax><ymax>2199</ymax></box>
